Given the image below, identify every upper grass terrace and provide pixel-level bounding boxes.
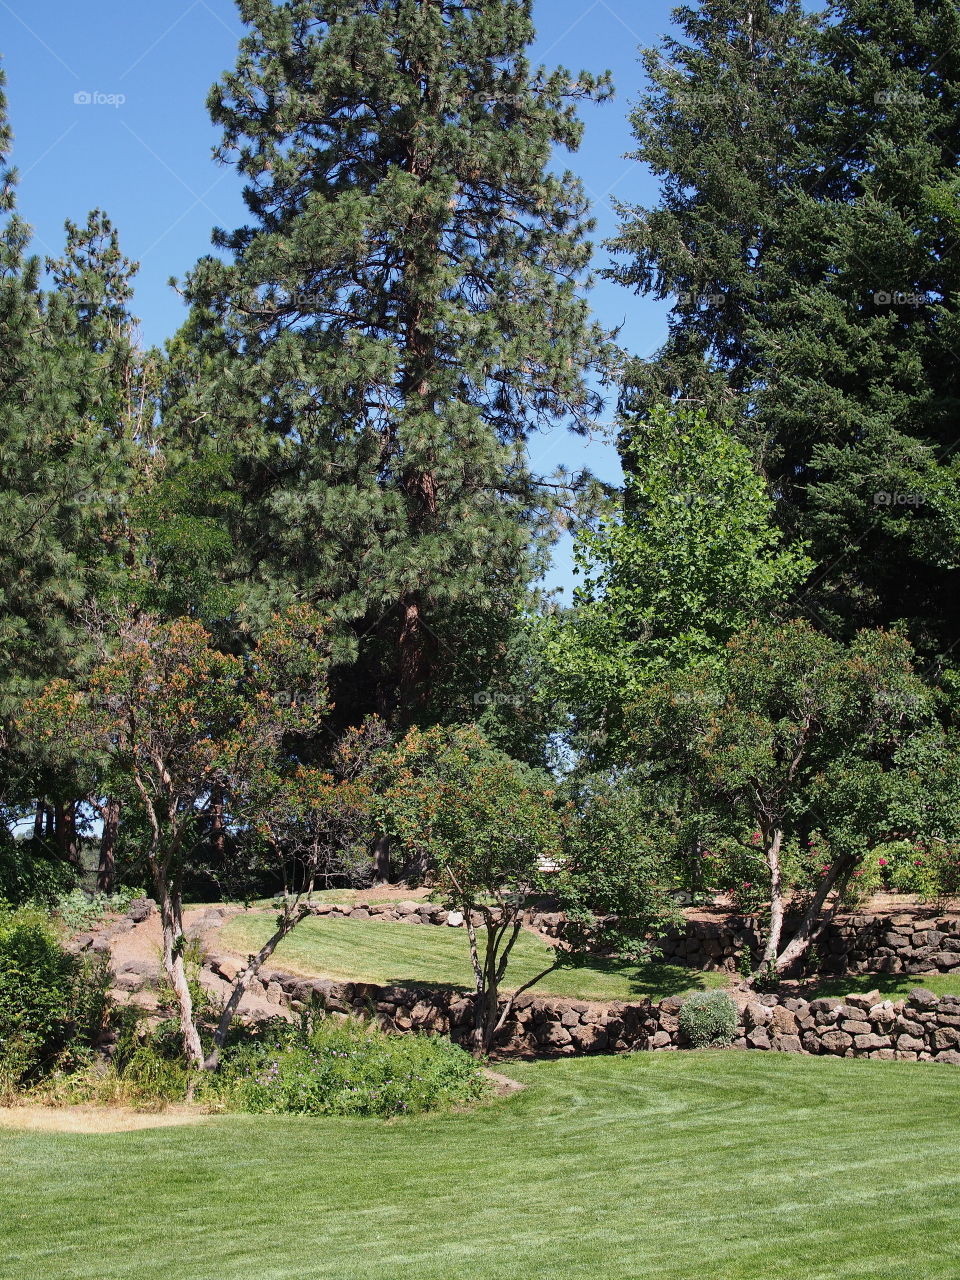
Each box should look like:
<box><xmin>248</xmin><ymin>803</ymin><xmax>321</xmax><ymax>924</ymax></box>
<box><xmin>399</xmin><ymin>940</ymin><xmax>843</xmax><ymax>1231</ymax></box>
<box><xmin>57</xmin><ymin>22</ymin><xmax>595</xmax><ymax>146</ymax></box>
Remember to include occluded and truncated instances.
<box><xmin>218</xmin><ymin>908</ymin><xmax>960</xmax><ymax>1004</ymax></box>
<box><xmin>220</xmin><ymin>910</ymin><xmax>731</xmax><ymax>1001</ymax></box>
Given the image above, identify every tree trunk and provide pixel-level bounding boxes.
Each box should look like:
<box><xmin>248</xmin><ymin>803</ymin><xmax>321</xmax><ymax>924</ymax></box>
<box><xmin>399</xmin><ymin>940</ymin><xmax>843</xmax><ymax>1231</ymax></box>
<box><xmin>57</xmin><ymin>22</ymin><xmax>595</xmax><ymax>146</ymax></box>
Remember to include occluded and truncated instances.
<box><xmin>54</xmin><ymin>800</ymin><xmax>81</xmax><ymax>868</ymax></box>
<box><xmin>157</xmin><ymin>883</ymin><xmax>204</xmax><ymax>1070</ymax></box>
<box><xmin>33</xmin><ymin>801</ymin><xmax>45</xmax><ymax>841</ymax></box>
<box><xmin>774</xmin><ymin>858</ymin><xmax>851</xmax><ymax>974</ymax></box>
<box><xmin>371</xmin><ymin>834</ymin><xmax>392</xmax><ymax>883</ymax></box>
<box><xmin>759</xmin><ymin>829</ymin><xmax>785</xmax><ymax>971</ymax></box>
<box><xmin>97</xmin><ymin>798</ymin><xmax>120</xmax><ymax>894</ymax></box>
<box><xmin>203</xmin><ymin>903</ymin><xmax>309</xmax><ymax>1071</ymax></box>
<box><xmin>210</xmin><ymin>787</ymin><xmax>227</xmax><ymax>864</ymax></box>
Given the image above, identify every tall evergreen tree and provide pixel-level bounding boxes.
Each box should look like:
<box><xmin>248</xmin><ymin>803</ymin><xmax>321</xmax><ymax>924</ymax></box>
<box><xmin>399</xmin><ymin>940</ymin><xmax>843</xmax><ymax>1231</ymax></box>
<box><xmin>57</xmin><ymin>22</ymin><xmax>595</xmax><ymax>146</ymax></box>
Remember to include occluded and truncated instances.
<box><xmin>185</xmin><ymin>0</ymin><xmax>613</xmax><ymax>727</ymax></box>
<box><xmin>609</xmin><ymin>0</ymin><xmax>960</xmax><ymax>658</ymax></box>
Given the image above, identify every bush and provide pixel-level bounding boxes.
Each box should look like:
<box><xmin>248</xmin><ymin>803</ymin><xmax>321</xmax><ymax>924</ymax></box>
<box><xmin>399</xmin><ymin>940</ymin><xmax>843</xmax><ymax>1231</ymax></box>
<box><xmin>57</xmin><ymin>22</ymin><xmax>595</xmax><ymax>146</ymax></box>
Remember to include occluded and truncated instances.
<box><xmin>0</xmin><ymin>839</ymin><xmax>78</xmax><ymax>907</ymax></box>
<box><xmin>53</xmin><ymin>888</ymin><xmax>137</xmax><ymax>934</ymax></box>
<box><xmin>679</xmin><ymin>990</ymin><xmax>738</xmax><ymax>1048</ymax></box>
<box><xmin>886</xmin><ymin>840</ymin><xmax>960</xmax><ymax>907</ymax></box>
<box><xmin>35</xmin><ymin>1023</ymin><xmax>197</xmax><ymax>1111</ymax></box>
<box><xmin>0</xmin><ymin>906</ymin><xmax>109</xmax><ymax>1090</ymax></box>
<box><xmin>219</xmin><ymin>1016</ymin><xmax>490</xmax><ymax>1118</ymax></box>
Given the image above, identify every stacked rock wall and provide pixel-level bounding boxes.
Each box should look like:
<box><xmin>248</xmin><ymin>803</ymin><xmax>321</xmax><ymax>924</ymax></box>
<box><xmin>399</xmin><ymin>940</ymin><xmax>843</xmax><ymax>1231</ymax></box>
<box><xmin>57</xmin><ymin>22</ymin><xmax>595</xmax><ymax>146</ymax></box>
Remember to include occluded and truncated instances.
<box><xmin>657</xmin><ymin>911</ymin><xmax>960</xmax><ymax>977</ymax></box>
<box><xmin>202</xmin><ymin>952</ymin><xmax>960</xmax><ymax>1064</ymax></box>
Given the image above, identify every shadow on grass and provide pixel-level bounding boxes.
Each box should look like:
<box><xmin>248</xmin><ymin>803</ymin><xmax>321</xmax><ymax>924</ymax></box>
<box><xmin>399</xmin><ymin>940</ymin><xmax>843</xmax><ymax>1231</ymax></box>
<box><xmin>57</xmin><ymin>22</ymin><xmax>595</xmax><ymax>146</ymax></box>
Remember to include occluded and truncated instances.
<box><xmin>801</xmin><ymin>973</ymin><xmax>960</xmax><ymax>999</ymax></box>
<box><xmin>561</xmin><ymin>958</ymin><xmax>714</xmax><ymax>999</ymax></box>
<box><xmin>382</xmin><ymin>960</ymin><xmax>714</xmax><ymax>1002</ymax></box>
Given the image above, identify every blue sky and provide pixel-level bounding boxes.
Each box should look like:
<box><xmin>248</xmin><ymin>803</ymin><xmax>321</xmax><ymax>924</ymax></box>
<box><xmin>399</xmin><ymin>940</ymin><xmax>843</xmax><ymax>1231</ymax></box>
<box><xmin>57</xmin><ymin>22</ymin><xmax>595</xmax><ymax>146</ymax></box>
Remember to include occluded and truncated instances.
<box><xmin>0</xmin><ymin>0</ymin><xmax>677</xmax><ymax>595</ymax></box>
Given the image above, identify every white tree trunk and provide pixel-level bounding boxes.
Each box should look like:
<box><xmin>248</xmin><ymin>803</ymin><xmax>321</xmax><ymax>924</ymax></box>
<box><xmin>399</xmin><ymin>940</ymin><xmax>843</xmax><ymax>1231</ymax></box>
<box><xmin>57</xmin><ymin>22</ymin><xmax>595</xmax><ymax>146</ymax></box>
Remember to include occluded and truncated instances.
<box><xmin>759</xmin><ymin>830</ymin><xmax>785</xmax><ymax>971</ymax></box>
<box><xmin>159</xmin><ymin>896</ymin><xmax>204</xmax><ymax>1070</ymax></box>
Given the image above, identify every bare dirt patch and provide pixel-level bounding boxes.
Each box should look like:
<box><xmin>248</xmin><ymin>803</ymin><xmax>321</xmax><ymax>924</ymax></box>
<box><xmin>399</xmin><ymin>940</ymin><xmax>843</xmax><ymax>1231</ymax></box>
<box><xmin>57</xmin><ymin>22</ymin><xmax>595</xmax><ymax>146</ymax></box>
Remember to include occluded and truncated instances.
<box><xmin>0</xmin><ymin>1104</ymin><xmax>215</xmax><ymax>1134</ymax></box>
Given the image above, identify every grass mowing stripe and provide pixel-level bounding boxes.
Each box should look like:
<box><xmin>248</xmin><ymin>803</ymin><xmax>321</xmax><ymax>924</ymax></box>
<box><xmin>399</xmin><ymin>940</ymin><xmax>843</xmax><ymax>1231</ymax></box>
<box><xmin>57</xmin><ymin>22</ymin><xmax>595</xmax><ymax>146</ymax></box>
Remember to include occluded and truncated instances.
<box><xmin>3</xmin><ymin>1053</ymin><xmax>959</xmax><ymax>1280</ymax></box>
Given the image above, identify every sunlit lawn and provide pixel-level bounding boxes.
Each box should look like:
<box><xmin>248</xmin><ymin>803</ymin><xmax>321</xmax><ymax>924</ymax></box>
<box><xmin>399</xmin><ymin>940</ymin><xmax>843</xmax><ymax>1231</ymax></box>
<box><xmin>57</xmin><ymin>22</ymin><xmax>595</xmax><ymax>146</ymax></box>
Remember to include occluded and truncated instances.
<box><xmin>4</xmin><ymin>1052</ymin><xmax>959</xmax><ymax>1280</ymax></box>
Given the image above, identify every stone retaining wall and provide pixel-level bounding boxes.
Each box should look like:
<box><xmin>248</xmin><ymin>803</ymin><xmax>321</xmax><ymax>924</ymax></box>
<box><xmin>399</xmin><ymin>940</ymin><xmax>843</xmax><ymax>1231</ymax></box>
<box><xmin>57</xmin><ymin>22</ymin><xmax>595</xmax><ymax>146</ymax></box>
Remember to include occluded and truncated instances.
<box><xmin>202</xmin><ymin>952</ymin><xmax>960</xmax><ymax>1065</ymax></box>
<box><xmin>657</xmin><ymin>910</ymin><xmax>960</xmax><ymax>977</ymax></box>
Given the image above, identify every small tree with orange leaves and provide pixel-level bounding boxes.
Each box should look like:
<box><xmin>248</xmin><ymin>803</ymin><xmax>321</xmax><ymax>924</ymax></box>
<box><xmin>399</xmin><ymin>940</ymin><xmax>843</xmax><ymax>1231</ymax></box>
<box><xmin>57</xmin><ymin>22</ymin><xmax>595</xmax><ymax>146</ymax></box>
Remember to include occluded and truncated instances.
<box><xmin>21</xmin><ymin>607</ymin><xmax>341</xmax><ymax>1070</ymax></box>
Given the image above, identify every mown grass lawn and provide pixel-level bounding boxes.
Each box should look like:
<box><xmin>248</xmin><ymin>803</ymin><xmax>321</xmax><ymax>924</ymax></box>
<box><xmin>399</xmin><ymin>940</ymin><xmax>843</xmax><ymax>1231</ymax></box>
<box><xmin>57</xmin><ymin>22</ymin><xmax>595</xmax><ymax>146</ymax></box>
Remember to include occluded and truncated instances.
<box><xmin>220</xmin><ymin>911</ymin><xmax>729</xmax><ymax>1002</ymax></box>
<box><xmin>3</xmin><ymin>1052</ymin><xmax>959</xmax><ymax>1280</ymax></box>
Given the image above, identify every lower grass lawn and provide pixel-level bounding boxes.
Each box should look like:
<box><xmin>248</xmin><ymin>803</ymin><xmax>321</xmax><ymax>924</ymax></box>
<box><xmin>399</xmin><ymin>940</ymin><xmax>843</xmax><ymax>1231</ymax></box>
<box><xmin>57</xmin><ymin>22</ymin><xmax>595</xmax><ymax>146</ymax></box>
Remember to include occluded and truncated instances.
<box><xmin>3</xmin><ymin>1051</ymin><xmax>959</xmax><ymax>1280</ymax></box>
<box><xmin>219</xmin><ymin>911</ymin><xmax>730</xmax><ymax>1002</ymax></box>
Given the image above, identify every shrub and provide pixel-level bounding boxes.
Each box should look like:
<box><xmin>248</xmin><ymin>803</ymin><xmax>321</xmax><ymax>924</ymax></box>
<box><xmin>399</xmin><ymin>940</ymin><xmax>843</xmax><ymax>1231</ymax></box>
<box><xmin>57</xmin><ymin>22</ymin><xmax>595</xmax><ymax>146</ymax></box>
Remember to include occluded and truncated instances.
<box><xmin>0</xmin><ymin>906</ymin><xmax>108</xmax><ymax>1090</ymax></box>
<box><xmin>679</xmin><ymin>990</ymin><xmax>738</xmax><ymax>1048</ymax></box>
<box><xmin>887</xmin><ymin>840</ymin><xmax>960</xmax><ymax>907</ymax></box>
<box><xmin>53</xmin><ymin>889</ymin><xmax>138</xmax><ymax>934</ymax></box>
<box><xmin>0</xmin><ymin>840</ymin><xmax>78</xmax><ymax>907</ymax></box>
<box><xmin>36</xmin><ymin>1026</ymin><xmax>197</xmax><ymax>1111</ymax></box>
<box><xmin>219</xmin><ymin>1016</ymin><xmax>490</xmax><ymax>1118</ymax></box>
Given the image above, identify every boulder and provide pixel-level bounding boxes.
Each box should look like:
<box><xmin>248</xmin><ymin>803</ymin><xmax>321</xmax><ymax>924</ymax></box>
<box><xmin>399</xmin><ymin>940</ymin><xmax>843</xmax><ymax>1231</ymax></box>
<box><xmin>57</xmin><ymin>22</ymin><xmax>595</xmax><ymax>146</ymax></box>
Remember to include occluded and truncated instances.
<box><xmin>774</xmin><ymin>1034</ymin><xmax>803</xmax><ymax>1054</ymax></box>
<box><xmin>908</xmin><ymin>987</ymin><xmax>939</xmax><ymax>1009</ymax></box>
<box><xmin>819</xmin><ymin>1029</ymin><xmax>853</xmax><ymax>1053</ymax></box>
<box><xmin>743</xmin><ymin>1003</ymin><xmax>773</xmax><ymax>1029</ymax></box>
<box><xmin>747</xmin><ymin>1027</ymin><xmax>771</xmax><ymax>1050</ymax></box>
<box><xmin>853</xmin><ymin>1033</ymin><xmax>891</xmax><ymax>1051</ymax></box>
<box><xmin>770</xmin><ymin>1006</ymin><xmax>799</xmax><ymax>1035</ymax></box>
<box><xmin>868</xmin><ymin>1002</ymin><xmax>896</xmax><ymax>1025</ymax></box>
<box><xmin>539</xmin><ymin>1021</ymin><xmax>573</xmax><ymax>1049</ymax></box>
<box><xmin>446</xmin><ymin>911</ymin><xmax>465</xmax><ymax>927</ymax></box>
<box><xmin>570</xmin><ymin>1023</ymin><xmax>609</xmax><ymax>1052</ymax></box>
<box><xmin>845</xmin><ymin>991</ymin><xmax>881</xmax><ymax>1011</ymax></box>
<box><xmin>126</xmin><ymin>897</ymin><xmax>156</xmax><ymax>923</ymax></box>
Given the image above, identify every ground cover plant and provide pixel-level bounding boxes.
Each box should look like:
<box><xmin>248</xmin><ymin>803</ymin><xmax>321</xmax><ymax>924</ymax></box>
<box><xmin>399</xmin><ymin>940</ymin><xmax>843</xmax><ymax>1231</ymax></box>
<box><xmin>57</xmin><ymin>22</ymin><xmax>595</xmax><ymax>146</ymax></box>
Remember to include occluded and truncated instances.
<box><xmin>218</xmin><ymin>1016</ymin><xmax>489</xmax><ymax>1118</ymax></box>
<box><xmin>3</xmin><ymin>1052</ymin><xmax>959</xmax><ymax>1280</ymax></box>
<box><xmin>221</xmin><ymin>911</ymin><xmax>728</xmax><ymax>1003</ymax></box>
<box><xmin>30</xmin><ymin>1012</ymin><xmax>489</xmax><ymax>1120</ymax></box>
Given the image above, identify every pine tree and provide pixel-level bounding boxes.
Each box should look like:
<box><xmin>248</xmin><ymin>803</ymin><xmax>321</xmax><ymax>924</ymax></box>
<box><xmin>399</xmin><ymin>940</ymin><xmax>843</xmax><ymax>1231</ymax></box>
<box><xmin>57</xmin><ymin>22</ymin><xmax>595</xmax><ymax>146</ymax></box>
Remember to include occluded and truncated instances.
<box><xmin>185</xmin><ymin>0</ymin><xmax>613</xmax><ymax>726</ymax></box>
<box><xmin>608</xmin><ymin>0</ymin><xmax>960</xmax><ymax>657</ymax></box>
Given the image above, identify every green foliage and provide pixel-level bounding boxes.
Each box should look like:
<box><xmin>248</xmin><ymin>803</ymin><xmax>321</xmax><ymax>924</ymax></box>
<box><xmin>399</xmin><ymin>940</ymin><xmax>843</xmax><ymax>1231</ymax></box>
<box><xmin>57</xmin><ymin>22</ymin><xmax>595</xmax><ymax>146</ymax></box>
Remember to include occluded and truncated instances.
<box><xmin>52</xmin><ymin>889</ymin><xmax>137</xmax><ymax>934</ymax></box>
<box><xmin>0</xmin><ymin>839</ymin><xmax>78</xmax><ymax>907</ymax></box>
<box><xmin>558</xmin><ymin>771</ymin><xmax>680</xmax><ymax>958</ymax></box>
<box><xmin>679</xmin><ymin>990</ymin><xmax>738</xmax><ymax>1049</ymax></box>
<box><xmin>885</xmin><ymin>839</ymin><xmax>960</xmax><ymax>908</ymax></box>
<box><xmin>631</xmin><ymin>619</ymin><xmax>957</xmax><ymax>970</ymax></box>
<box><xmin>546</xmin><ymin>405</ymin><xmax>810</xmax><ymax>759</ymax></box>
<box><xmin>380</xmin><ymin>723</ymin><xmax>563</xmax><ymax>898</ymax></box>
<box><xmin>609</xmin><ymin>0</ymin><xmax>960</xmax><ymax>655</ymax></box>
<box><xmin>183</xmin><ymin>0</ymin><xmax>615</xmax><ymax>724</ymax></box>
<box><xmin>219</xmin><ymin>1016</ymin><xmax>489</xmax><ymax>1118</ymax></box>
<box><xmin>0</xmin><ymin>906</ymin><xmax>108</xmax><ymax>1088</ymax></box>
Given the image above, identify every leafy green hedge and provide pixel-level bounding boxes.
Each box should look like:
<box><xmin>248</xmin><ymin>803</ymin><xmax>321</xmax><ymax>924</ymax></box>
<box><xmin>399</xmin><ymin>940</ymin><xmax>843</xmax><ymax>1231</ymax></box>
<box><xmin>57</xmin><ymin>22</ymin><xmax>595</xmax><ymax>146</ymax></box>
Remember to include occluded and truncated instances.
<box><xmin>0</xmin><ymin>839</ymin><xmax>78</xmax><ymax>907</ymax></box>
<box><xmin>219</xmin><ymin>1016</ymin><xmax>490</xmax><ymax>1117</ymax></box>
<box><xmin>0</xmin><ymin>906</ymin><xmax>108</xmax><ymax>1087</ymax></box>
